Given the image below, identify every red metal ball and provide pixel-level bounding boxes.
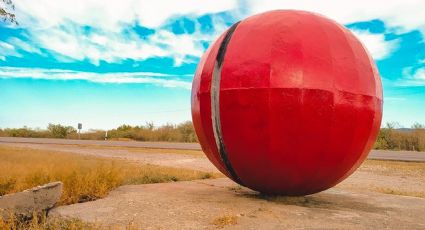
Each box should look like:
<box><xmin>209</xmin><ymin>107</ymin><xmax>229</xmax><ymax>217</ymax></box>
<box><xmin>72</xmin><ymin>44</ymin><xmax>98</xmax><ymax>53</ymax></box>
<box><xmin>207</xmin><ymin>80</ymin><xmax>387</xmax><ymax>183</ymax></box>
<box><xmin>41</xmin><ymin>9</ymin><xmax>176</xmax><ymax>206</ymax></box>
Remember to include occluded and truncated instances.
<box><xmin>191</xmin><ymin>10</ymin><xmax>383</xmax><ymax>195</ymax></box>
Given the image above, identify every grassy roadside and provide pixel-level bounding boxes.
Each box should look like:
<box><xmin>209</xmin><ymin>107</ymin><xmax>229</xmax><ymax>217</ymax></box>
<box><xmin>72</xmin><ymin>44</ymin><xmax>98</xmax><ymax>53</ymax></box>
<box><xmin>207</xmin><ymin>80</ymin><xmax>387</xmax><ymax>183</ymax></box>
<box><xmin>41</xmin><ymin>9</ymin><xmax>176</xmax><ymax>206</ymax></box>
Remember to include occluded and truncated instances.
<box><xmin>55</xmin><ymin>144</ymin><xmax>205</xmax><ymax>157</ymax></box>
<box><xmin>1</xmin><ymin>214</ymin><xmax>144</xmax><ymax>230</ymax></box>
<box><xmin>0</xmin><ymin>215</ymin><xmax>100</xmax><ymax>230</ymax></box>
<box><xmin>0</xmin><ymin>145</ymin><xmax>220</xmax><ymax>205</ymax></box>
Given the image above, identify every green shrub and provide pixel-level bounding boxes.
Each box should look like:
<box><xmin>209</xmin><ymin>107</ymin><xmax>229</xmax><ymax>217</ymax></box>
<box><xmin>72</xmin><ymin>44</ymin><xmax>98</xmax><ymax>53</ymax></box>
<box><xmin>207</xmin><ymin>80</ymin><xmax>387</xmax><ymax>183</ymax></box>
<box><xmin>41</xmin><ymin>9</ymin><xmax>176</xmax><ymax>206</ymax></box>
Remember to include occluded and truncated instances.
<box><xmin>374</xmin><ymin>122</ymin><xmax>425</xmax><ymax>151</ymax></box>
<box><xmin>47</xmin><ymin>123</ymin><xmax>76</xmax><ymax>138</ymax></box>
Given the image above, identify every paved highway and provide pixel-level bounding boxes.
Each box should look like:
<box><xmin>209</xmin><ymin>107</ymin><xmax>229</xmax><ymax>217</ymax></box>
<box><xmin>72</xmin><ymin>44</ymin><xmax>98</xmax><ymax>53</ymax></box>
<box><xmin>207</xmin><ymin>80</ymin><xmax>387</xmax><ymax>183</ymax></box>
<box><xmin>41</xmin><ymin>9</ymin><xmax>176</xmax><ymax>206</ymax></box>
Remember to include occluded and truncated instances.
<box><xmin>1</xmin><ymin>137</ymin><xmax>424</xmax><ymax>162</ymax></box>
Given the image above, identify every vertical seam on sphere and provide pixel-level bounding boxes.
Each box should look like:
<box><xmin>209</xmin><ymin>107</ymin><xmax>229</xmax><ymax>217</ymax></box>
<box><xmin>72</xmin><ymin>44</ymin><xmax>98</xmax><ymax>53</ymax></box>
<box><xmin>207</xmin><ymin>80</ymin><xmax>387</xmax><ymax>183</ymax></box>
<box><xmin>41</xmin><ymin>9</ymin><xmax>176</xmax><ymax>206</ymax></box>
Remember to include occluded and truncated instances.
<box><xmin>211</xmin><ymin>21</ymin><xmax>244</xmax><ymax>185</ymax></box>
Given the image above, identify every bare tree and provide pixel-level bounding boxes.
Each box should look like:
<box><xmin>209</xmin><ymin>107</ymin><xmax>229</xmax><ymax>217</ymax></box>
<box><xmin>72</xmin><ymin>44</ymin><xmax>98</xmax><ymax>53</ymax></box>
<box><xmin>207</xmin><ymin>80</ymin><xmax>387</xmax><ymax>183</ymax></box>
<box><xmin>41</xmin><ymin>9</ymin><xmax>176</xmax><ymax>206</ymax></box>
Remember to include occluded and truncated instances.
<box><xmin>412</xmin><ymin>122</ymin><xmax>425</xmax><ymax>130</ymax></box>
<box><xmin>0</xmin><ymin>0</ymin><xmax>17</xmax><ymax>24</ymax></box>
<box><xmin>385</xmin><ymin>121</ymin><xmax>400</xmax><ymax>130</ymax></box>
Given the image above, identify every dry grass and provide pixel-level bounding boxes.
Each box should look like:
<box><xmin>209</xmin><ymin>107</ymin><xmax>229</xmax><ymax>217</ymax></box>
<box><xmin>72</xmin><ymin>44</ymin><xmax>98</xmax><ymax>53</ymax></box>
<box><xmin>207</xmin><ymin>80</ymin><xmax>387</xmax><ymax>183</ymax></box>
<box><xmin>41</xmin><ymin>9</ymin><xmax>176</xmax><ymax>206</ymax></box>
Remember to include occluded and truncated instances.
<box><xmin>211</xmin><ymin>215</ymin><xmax>238</xmax><ymax>228</ymax></box>
<box><xmin>0</xmin><ymin>213</ymin><xmax>142</xmax><ymax>230</ymax></box>
<box><xmin>0</xmin><ymin>214</ymin><xmax>99</xmax><ymax>230</ymax></box>
<box><xmin>360</xmin><ymin>159</ymin><xmax>425</xmax><ymax>178</ymax></box>
<box><xmin>69</xmin><ymin>144</ymin><xmax>204</xmax><ymax>157</ymax></box>
<box><xmin>0</xmin><ymin>145</ymin><xmax>219</xmax><ymax>205</ymax></box>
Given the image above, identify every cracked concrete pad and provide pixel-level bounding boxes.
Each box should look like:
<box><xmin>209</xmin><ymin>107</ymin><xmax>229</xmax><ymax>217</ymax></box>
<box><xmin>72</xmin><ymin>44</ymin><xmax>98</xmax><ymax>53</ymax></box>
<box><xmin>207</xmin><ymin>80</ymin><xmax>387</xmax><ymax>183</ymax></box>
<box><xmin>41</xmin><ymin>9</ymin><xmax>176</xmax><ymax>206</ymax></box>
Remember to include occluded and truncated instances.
<box><xmin>50</xmin><ymin>178</ymin><xmax>425</xmax><ymax>229</ymax></box>
<box><xmin>0</xmin><ymin>182</ymin><xmax>63</xmax><ymax>219</ymax></box>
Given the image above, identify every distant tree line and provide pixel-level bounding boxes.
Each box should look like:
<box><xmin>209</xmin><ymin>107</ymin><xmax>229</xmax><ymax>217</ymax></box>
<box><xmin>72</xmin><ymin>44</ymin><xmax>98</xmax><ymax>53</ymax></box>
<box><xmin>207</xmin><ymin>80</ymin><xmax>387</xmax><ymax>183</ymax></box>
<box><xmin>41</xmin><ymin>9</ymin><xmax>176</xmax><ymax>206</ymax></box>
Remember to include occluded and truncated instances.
<box><xmin>374</xmin><ymin>122</ymin><xmax>425</xmax><ymax>151</ymax></box>
<box><xmin>0</xmin><ymin>121</ymin><xmax>198</xmax><ymax>143</ymax></box>
<box><xmin>1</xmin><ymin>121</ymin><xmax>425</xmax><ymax>151</ymax></box>
<box><xmin>95</xmin><ymin>121</ymin><xmax>198</xmax><ymax>142</ymax></box>
<box><xmin>0</xmin><ymin>124</ymin><xmax>76</xmax><ymax>139</ymax></box>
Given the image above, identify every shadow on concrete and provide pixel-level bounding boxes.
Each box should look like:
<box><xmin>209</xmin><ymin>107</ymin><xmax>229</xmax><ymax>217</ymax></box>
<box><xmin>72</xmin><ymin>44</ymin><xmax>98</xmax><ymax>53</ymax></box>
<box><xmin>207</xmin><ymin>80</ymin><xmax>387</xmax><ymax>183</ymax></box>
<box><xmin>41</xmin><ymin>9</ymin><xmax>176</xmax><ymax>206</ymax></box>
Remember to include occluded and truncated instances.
<box><xmin>231</xmin><ymin>187</ymin><xmax>390</xmax><ymax>214</ymax></box>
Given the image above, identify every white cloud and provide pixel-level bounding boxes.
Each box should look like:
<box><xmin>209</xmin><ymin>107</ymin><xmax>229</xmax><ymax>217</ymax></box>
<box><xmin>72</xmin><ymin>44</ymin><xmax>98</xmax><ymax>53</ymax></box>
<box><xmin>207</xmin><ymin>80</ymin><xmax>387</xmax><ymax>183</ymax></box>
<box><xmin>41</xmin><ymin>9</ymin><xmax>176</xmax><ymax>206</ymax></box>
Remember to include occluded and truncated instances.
<box><xmin>134</xmin><ymin>0</ymin><xmax>237</xmax><ymax>28</ymax></box>
<box><xmin>32</xmin><ymin>26</ymin><xmax>168</xmax><ymax>65</ymax></box>
<box><xmin>0</xmin><ymin>66</ymin><xmax>192</xmax><ymax>89</ymax></box>
<box><xmin>14</xmin><ymin>0</ymin><xmax>237</xmax><ymax>30</ymax></box>
<box><xmin>350</xmin><ymin>29</ymin><xmax>399</xmax><ymax>60</ymax></box>
<box><xmin>397</xmin><ymin>67</ymin><xmax>425</xmax><ymax>86</ymax></box>
<box><xmin>0</xmin><ymin>41</ymin><xmax>18</xmax><ymax>59</ymax></box>
<box><xmin>8</xmin><ymin>0</ymin><xmax>236</xmax><ymax>65</ymax></box>
<box><xmin>247</xmin><ymin>0</ymin><xmax>425</xmax><ymax>34</ymax></box>
<box><xmin>8</xmin><ymin>37</ymin><xmax>42</xmax><ymax>55</ymax></box>
<box><xmin>411</xmin><ymin>68</ymin><xmax>425</xmax><ymax>80</ymax></box>
<box><xmin>27</xmin><ymin>23</ymin><xmax>221</xmax><ymax>66</ymax></box>
<box><xmin>5</xmin><ymin>0</ymin><xmax>425</xmax><ymax>66</ymax></box>
<box><xmin>0</xmin><ymin>37</ymin><xmax>43</xmax><ymax>61</ymax></box>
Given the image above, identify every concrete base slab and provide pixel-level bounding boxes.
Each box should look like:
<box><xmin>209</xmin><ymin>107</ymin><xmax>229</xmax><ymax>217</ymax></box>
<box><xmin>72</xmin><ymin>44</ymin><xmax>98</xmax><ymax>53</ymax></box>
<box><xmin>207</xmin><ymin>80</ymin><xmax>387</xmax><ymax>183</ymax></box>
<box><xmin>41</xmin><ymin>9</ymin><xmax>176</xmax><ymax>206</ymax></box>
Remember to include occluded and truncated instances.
<box><xmin>51</xmin><ymin>178</ymin><xmax>425</xmax><ymax>229</ymax></box>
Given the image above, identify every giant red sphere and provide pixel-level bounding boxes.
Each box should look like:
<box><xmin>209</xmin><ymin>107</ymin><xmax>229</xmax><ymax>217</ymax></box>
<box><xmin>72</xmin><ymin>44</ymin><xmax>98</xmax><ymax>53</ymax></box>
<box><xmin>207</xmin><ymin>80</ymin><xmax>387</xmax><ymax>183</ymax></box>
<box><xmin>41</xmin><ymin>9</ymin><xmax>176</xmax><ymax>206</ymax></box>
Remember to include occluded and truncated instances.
<box><xmin>191</xmin><ymin>10</ymin><xmax>383</xmax><ymax>195</ymax></box>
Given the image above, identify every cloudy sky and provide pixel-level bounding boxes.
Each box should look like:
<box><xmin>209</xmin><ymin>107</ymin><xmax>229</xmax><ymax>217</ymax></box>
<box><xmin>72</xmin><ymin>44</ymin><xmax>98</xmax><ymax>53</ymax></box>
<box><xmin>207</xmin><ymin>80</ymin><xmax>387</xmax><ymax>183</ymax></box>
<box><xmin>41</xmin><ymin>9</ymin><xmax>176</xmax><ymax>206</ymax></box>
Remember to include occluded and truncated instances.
<box><xmin>0</xmin><ymin>0</ymin><xmax>424</xmax><ymax>130</ymax></box>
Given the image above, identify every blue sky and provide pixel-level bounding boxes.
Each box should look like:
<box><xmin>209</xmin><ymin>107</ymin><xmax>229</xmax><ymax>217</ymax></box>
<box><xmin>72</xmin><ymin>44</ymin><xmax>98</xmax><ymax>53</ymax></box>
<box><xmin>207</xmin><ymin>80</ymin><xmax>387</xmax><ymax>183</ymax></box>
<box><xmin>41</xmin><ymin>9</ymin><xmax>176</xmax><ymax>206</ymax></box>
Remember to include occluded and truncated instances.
<box><xmin>0</xmin><ymin>0</ymin><xmax>424</xmax><ymax>130</ymax></box>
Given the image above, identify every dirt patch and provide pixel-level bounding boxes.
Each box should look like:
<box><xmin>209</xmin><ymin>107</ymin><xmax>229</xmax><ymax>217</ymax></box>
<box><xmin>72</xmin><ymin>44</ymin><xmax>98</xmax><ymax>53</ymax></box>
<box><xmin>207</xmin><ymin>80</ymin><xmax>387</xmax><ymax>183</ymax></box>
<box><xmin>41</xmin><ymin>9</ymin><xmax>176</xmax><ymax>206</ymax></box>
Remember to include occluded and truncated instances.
<box><xmin>337</xmin><ymin>160</ymin><xmax>425</xmax><ymax>198</ymax></box>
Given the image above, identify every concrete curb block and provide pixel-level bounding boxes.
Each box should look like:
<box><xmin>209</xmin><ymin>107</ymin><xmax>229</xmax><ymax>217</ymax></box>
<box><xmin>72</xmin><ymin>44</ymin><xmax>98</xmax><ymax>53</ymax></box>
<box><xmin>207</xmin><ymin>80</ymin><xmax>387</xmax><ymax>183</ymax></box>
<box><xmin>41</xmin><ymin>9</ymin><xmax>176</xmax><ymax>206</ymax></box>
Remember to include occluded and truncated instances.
<box><xmin>0</xmin><ymin>181</ymin><xmax>63</xmax><ymax>219</ymax></box>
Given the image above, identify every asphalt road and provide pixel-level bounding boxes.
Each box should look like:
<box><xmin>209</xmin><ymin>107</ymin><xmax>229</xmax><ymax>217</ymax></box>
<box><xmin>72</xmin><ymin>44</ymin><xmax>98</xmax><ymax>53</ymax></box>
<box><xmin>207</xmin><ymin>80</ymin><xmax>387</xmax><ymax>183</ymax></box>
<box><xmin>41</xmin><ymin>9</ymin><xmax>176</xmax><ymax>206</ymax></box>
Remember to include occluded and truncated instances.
<box><xmin>1</xmin><ymin>137</ymin><xmax>424</xmax><ymax>162</ymax></box>
<box><xmin>0</xmin><ymin>137</ymin><xmax>201</xmax><ymax>150</ymax></box>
